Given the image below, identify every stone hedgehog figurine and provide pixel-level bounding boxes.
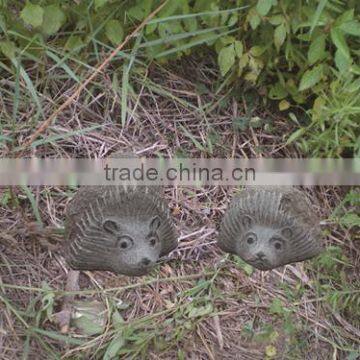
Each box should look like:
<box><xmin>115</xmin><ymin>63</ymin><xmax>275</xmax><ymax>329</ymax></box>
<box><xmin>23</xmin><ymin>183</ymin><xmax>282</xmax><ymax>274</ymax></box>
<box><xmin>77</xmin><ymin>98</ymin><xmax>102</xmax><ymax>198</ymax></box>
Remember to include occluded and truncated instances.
<box><xmin>64</xmin><ymin>184</ymin><xmax>178</xmax><ymax>276</ymax></box>
<box><xmin>217</xmin><ymin>186</ymin><xmax>323</xmax><ymax>270</ymax></box>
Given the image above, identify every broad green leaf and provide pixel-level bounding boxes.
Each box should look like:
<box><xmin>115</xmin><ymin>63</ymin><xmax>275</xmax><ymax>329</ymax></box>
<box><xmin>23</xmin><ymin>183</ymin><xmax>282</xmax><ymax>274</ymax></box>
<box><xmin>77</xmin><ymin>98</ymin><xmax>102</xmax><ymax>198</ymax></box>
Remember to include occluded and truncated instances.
<box><xmin>299</xmin><ymin>64</ymin><xmax>323</xmax><ymax>91</ymax></box>
<box><xmin>244</xmin><ymin>71</ymin><xmax>258</xmax><ymax>84</ymax></box>
<box><xmin>312</xmin><ymin>96</ymin><xmax>326</xmax><ymax>118</ymax></box>
<box><xmin>159</xmin><ymin>1</ymin><xmax>181</xmax><ymax>17</ymax></box>
<box><xmin>238</xmin><ymin>53</ymin><xmax>249</xmax><ymax>75</ymax></box>
<box><xmin>65</xmin><ymin>36</ymin><xmax>84</xmax><ymax>52</ymax></box>
<box><xmin>218</xmin><ymin>44</ymin><xmax>235</xmax><ymax>76</ymax></box>
<box><xmin>73</xmin><ymin>315</ymin><xmax>105</xmax><ymax>336</ymax></box>
<box><xmin>128</xmin><ymin>1</ymin><xmax>152</xmax><ymax>21</ymax></box>
<box><xmin>269</xmin><ymin>83</ymin><xmax>288</xmax><ymax>100</ymax></box>
<box><xmin>334</xmin><ymin>48</ymin><xmax>351</xmax><ymax>73</ymax></box>
<box><xmin>330</xmin><ymin>27</ymin><xmax>350</xmax><ymax>59</ymax></box>
<box><xmin>0</xmin><ymin>40</ymin><xmax>16</xmax><ymax>59</ymax></box>
<box><xmin>339</xmin><ymin>21</ymin><xmax>360</xmax><ymax>37</ymax></box>
<box><xmin>250</xmin><ymin>46</ymin><xmax>266</xmax><ymax>57</ymax></box>
<box><xmin>340</xmin><ymin>213</ymin><xmax>360</xmax><ymax>228</ymax></box>
<box><xmin>145</xmin><ymin>23</ymin><xmax>157</xmax><ymax>34</ymax></box>
<box><xmin>227</xmin><ymin>13</ymin><xmax>238</xmax><ymax>27</ymax></box>
<box><xmin>233</xmin><ymin>256</ymin><xmax>254</xmax><ymax>275</ymax></box>
<box><xmin>42</xmin><ymin>5</ymin><xmax>66</xmax><ymax>35</ymax></box>
<box><xmin>269</xmin><ymin>15</ymin><xmax>284</xmax><ymax>26</ymax></box>
<box><xmin>158</xmin><ymin>21</ymin><xmax>183</xmax><ymax>38</ymax></box>
<box><xmin>350</xmin><ymin>64</ymin><xmax>360</xmax><ymax>75</ymax></box>
<box><xmin>248</xmin><ymin>9</ymin><xmax>261</xmax><ymax>30</ymax></box>
<box><xmin>188</xmin><ymin>303</ymin><xmax>213</xmax><ymax>318</ymax></box>
<box><xmin>248</xmin><ymin>56</ymin><xmax>263</xmax><ymax>73</ymax></box>
<box><xmin>286</xmin><ymin>127</ymin><xmax>306</xmax><ymax>144</ymax></box>
<box><xmin>234</xmin><ymin>40</ymin><xmax>243</xmax><ymax>58</ymax></box>
<box><xmin>95</xmin><ymin>0</ymin><xmax>109</xmax><ymax>10</ymax></box>
<box><xmin>128</xmin><ymin>5</ymin><xmax>145</xmax><ymax>21</ymax></box>
<box><xmin>72</xmin><ymin>300</ymin><xmax>106</xmax><ymax>336</ymax></box>
<box><xmin>256</xmin><ymin>0</ymin><xmax>273</xmax><ymax>16</ymax></box>
<box><xmin>220</xmin><ymin>35</ymin><xmax>236</xmax><ymax>46</ymax></box>
<box><xmin>274</xmin><ymin>23</ymin><xmax>286</xmax><ymax>51</ymax></box>
<box><xmin>308</xmin><ymin>34</ymin><xmax>326</xmax><ymax>65</ymax></box>
<box><xmin>105</xmin><ymin>20</ymin><xmax>124</xmax><ymax>46</ymax></box>
<box><xmin>334</xmin><ymin>9</ymin><xmax>354</xmax><ymax>26</ymax></box>
<box><xmin>111</xmin><ymin>310</ymin><xmax>125</xmax><ymax>330</ymax></box>
<box><xmin>20</xmin><ymin>2</ymin><xmax>44</xmax><ymax>28</ymax></box>
<box><xmin>346</xmin><ymin>78</ymin><xmax>360</xmax><ymax>93</ymax></box>
<box><xmin>103</xmin><ymin>334</ymin><xmax>125</xmax><ymax>360</ymax></box>
<box><xmin>183</xmin><ymin>17</ymin><xmax>197</xmax><ymax>32</ymax></box>
<box><xmin>279</xmin><ymin>100</ymin><xmax>290</xmax><ymax>111</ymax></box>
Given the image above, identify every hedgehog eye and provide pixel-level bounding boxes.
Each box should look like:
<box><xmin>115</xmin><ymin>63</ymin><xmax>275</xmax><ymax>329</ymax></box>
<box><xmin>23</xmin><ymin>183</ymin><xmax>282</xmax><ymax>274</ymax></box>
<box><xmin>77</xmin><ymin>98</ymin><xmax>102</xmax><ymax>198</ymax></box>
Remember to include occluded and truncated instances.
<box><xmin>117</xmin><ymin>236</ymin><xmax>133</xmax><ymax>250</ymax></box>
<box><xmin>149</xmin><ymin>236</ymin><xmax>157</xmax><ymax>247</ymax></box>
<box><xmin>270</xmin><ymin>237</ymin><xmax>284</xmax><ymax>251</ymax></box>
<box><xmin>246</xmin><ymin>232</ymin><xmax>257</xmax><ymax>245</ymax></box>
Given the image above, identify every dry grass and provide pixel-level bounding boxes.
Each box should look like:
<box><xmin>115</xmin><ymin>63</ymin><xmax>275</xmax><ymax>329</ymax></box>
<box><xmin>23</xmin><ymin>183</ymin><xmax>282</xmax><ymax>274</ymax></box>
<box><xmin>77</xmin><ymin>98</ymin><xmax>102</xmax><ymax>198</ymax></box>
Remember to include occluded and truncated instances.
<box><xmin>0</xmin><ymin>56</ymin><xmax>359</xmax><ymax>359</ymax></box>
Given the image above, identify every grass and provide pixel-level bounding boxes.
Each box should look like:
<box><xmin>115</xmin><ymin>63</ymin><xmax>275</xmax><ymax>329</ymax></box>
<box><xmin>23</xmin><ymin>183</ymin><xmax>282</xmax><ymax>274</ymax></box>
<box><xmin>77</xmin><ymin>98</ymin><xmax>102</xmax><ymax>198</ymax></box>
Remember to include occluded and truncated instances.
<box><xmin>0</xmin><ymin>4</ymin><xmax>359</xmax><ymax>359</ymax></box>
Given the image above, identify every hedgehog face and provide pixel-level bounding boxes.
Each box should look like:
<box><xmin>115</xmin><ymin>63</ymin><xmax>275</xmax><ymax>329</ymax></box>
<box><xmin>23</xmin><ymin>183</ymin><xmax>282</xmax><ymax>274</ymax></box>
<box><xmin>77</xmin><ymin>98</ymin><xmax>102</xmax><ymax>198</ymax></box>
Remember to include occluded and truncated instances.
<box><xmin>101</xmin><ymin>216</ymin><xmax>162</xmax><ymax>276</ymax></box>
<box><xmin>218</xmin><ymin>187</ymin><xmax>323</xmax><ymax>270</ymax></box>
<box><xmin>235</xmin><ymin>221</ymin><xmax>293</xmax><ymax>270</ymax></box>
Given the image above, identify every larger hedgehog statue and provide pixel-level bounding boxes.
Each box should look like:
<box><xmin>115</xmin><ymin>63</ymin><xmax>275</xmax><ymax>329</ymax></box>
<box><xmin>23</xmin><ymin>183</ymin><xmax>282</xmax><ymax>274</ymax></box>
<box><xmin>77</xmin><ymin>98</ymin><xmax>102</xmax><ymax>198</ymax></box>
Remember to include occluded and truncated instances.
<box><xmin>64</xmin><ymin>152</ymin><xmax>178</xmax><ymax>276</ymax></box>
<box><xmin>217</xmin><ymin>186</ymin><xmax>323</xmax><ymax>270</ymax></box>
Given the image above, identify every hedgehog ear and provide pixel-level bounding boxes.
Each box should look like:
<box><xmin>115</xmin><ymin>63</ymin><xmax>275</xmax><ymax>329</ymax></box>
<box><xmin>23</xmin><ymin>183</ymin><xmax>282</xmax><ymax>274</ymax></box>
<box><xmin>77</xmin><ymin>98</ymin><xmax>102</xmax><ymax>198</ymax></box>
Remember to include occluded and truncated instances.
<box><xmin>103</xmin><ymin>219</ymin><xmax>120</xmax><ymax>234</ymax></box>
<box><xmin>279</xmin><ymin>195</ymin><xmax>292</xmax><ymax>212</ymax></box>
<box><xmin>240</xmin><ymin>214</ymin><xmax>253</xmax><ymax>229</ymax></box>
<box><xmin>281</xmin><ymin>227</ymin><xmax>293</xmax><ymax>238</ymax></box>
<box><xmin>150</xmin><ymin>216</ymin><xmax>161</xmax><ymax>233</ymax></box>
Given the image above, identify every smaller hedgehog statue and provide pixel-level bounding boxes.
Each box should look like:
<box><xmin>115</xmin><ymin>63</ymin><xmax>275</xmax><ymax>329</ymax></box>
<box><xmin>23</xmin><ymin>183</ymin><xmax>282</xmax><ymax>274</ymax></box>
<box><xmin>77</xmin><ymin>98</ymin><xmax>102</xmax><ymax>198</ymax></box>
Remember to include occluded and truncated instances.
<box><xmin>217</xmin><ymin>186</ymin><xmax>323</xmax><ymax>270</ymax></box>
<box><xmin>64</xmin><ymin>184</ymin><xmax>178</xmax><ymax>276</ymax></box>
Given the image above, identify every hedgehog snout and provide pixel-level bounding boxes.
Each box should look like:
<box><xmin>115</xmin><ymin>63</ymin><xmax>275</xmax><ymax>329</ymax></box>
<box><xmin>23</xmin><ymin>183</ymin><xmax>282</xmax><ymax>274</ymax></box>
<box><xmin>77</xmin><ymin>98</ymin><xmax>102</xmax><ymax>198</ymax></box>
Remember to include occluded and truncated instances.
<box><xmin>255</xmin><ymin>251</ymin><xmax>266</xmax><ymax>260</ymax></box>
<box><xmin>139</xmin><ymin>257</ymin><xmax>154</xmax><ymax>267</ymax></box>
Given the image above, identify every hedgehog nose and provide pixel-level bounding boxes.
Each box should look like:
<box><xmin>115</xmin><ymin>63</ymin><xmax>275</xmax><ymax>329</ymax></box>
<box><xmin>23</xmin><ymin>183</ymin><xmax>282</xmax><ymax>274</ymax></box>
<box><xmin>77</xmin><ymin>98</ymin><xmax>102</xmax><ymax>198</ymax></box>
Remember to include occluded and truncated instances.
<box><xmin>256</xmin><ymin>252</ymin><xmax>266</xmax><ymax>260</ymax></box>
<box><xmin>141</xmin><ymin>257</ymin><xmax>152</xmax><ymax>266</ymax></box>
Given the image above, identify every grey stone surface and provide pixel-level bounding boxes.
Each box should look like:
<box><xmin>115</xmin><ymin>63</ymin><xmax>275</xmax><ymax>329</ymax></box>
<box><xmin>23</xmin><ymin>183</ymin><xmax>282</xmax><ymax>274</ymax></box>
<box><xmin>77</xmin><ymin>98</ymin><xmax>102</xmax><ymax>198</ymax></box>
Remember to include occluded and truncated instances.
<box><xmin>64</xmin><ymin>185</ymin><xmax>178</xmax><ymax>276</ymax></box>
<box><xmin>218</xmin><ymin>186</ymin><xmax>323</xmax><ymax>270</ymax></box>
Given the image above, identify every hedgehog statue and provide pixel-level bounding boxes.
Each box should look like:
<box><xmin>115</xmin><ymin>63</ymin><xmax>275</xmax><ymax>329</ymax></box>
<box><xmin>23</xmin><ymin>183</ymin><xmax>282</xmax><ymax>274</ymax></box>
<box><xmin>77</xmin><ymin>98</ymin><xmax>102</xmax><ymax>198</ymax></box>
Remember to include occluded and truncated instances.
<box><xmin>64</xmin><ymin>184</ymin><xmax>178</xmax><ymax>276</ymax></box>
<box><xmin>217</xmin><ymin>186</ymin><xmax>323</xmax><ymax>270</ymax></box>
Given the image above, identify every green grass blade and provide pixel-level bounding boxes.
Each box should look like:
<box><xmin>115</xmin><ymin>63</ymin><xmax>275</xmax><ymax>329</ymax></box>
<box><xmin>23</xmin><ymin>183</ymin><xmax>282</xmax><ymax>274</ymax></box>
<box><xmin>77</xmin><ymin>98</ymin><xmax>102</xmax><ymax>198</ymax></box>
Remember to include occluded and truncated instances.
<box><xmin>30</xmin><ymin>328</ymin><xmax>86</xmax><ymax>346</ymax></box>
<box><xmin>30</xmin><ymin>124</ymin><xmax>103</xmax><ymax>148</ymax></box>
<box><xmin>139</xmin><ymin>25</ymin><xmax>228</xmax><ymax>48</ymax></box>
<box><xmin>154</xmin><ymin>28</ymin><xmax>238</xmax><ymax>58</ymax></box>
<box><xmin>121</xmin><ymin>33</ymin><xmax>143</xmax><ymax>127</ymax></box>
<box><xmin>148</xmin><ymin>6</ymin><xmax>249</xmax><ymax>24</ymax></box>
<box><xmin>20</xmin><ymin>185</ymin><xmax>43</xmax><ymax>225</ymax></box>
<box><xmin>310</xmin><ymin>0</ymin><xmax>328</xmax><ymax>35</ymax></box>
<box><xmin>178</xmin><ymin>124</ymin><xmax>206</xmax><ymax>152</ymax></box>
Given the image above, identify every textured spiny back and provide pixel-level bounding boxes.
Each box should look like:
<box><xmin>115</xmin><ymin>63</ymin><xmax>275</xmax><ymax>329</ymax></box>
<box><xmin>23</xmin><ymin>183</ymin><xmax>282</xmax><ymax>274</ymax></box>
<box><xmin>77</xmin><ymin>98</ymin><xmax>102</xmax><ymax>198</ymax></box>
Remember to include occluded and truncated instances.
<box><xmin>64</xmin><ymin>154</ymin><xmax>178</xmax><ymax>276</ymax></box>
<box><xmin>218</xmin><ymin>186</ymin><xmax>323</xmax><ymax>270</ymax></box>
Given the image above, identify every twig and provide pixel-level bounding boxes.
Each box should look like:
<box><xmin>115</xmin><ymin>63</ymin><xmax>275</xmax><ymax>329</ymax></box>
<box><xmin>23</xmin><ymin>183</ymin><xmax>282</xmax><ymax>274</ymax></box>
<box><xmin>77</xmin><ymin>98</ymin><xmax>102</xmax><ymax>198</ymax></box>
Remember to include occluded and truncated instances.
<box><xmin>20</xmin><ymin>1</ymin><xmax>168</xmax><ymax>152</ymax></box>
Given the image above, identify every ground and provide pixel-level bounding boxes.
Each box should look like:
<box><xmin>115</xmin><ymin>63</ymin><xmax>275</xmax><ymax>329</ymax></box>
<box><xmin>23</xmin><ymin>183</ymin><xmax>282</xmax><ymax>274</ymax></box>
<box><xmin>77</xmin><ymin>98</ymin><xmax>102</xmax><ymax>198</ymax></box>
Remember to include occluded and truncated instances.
<box><xmin>0</xmin><ymin>56</ymin><xmax>359</xmax><ymax>359</ymax></box>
